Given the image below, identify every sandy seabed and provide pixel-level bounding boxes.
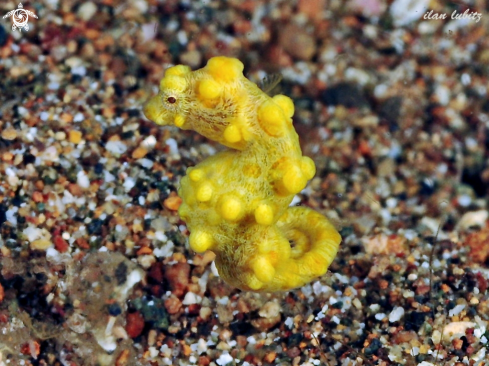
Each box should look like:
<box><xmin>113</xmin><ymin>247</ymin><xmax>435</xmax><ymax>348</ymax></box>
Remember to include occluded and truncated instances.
<box><xmin>0</xmin><ymin>0</ymin><xmax>489</xmax><ymax>365</ymax></box>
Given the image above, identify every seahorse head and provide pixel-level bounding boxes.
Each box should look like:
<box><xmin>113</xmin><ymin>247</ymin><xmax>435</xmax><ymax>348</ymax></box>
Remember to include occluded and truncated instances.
<box><xmin>144</xmin><ymin>57</ymin><xmax>252</xmax><ymax>146</ymax></box>
<box><xmin>144</xmin><ymin>64</ymin><xmax>192</xmax><ymax>128</ymax></box>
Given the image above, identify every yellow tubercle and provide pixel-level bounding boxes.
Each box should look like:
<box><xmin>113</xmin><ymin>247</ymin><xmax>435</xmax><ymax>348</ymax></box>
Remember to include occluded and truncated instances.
<box><xmin>250</xmin><ymin>256</ymin><xmax>275</xmax><ymax>283</ymax></box>
<box><xmin>223</xmin><ymin>125</ymin><xmax>242</xmax><ymax>143</ymax></box>
<box><xmin>258</xmin><ymin>100</ymin><xmax>286</xmax><ymax>136</ymax></box>
<box><xmin>273</xmin><ymin>95</ymin><xmax>295</xmax><ymax>119</ymax></box>
<box><xmin>283</xmin><ymin>168</ymin><xmax>306</xmax><ymax>194</ymax></box>
<box><xmin>198</xmin><ymin>78</ymin><xmax>222</xmax><ymax>100</ymax></box>
<box><xmin>189</xmin><ymin>230</ymin><xmax>214</xmax><ymax>253</ymax></box>
<box><xmin>165</xmin><ymin>65</ymin><xmax>191</xmax><ymax>77</ymax></box>
<box><xmin>174</xmin><ymin>114</ymin><xmax>185</xmax><ymax>127</ymax></box>
<box><xmin>178</xmin><ymin>203</ymin><xmax>190</xmax><ymax>220</ymax></box>
<box><xmin>274</xmin><ymin>161</ymin><xmax>307</xmax><ymax>195</ymax></box>
<box><xmin>206</xmin><ymin>56</ymin><xmax>244</xmax><ymax>82</ymax></box>
<box><xmin>219</xmin><ymin>196</ymin><xmax>243</xmax><ymax>221</ymax></box>
<box><xmin>196</xmin><ymin>182</ymin><xmax>213</xmax><ymax>202</ymax></box>
<box><xmin>254</xmin><ymin>203</ymin><xmax>274</xmax><ymax>225</ymax></box>
<box><xmin>160</xmin><ymin>75</ymin><xmax>187</xmax><ymax>93</ymax></box>
<box><xmin>246</xmin><ymin>275</ymin><xmax>263</xmax><ymax>291</ymax></box>
<box><xmin>144</xmin><ymin>56</ymin><xmax>342</xmax><ymax>292</ymax></box>
<box><xmin>189</xmin><ymin>168</ymin><xmax>204</xmax><ymax>182</ymax></box>
<box><xmin>231</xmin><ymin>113</ymin><xmax>252</xmax><ymax>142</ymax></box>
<box><xmin>300</xmin><ymin>156</ymin><xmax>316</xmax><ymax>180</ymax></box>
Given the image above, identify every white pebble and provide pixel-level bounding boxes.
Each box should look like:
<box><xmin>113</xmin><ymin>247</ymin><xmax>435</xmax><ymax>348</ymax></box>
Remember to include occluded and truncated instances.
<box><xmin>55</xmin><ymin>131</ymin><xmax>66</xmax><ymax>140</ymax></box>
<box><xmin>448</xmin><ymin>304</ymin><xmax>465</xmax><ymax>317</ymax></box>
<box><xmin>289</xmin><ymin>195</ymin><xmax>301</xmax><ymax>206</ymax></box>
<box><xmin>390</xmin><ymin>0</ymin><xmax>429</xmax><ymax>27</ymax></box>
<box><xmin>123</xmin><ymin>177</ymin><xmax>136</xmax><ymax>191</ymax></box>
<box><xmin>408</xmin><ymin>273</ymin><xmax>417</xmax><ymax>281</ymax></box>
<box><xmin>457</xmin><ymin>210</ymin><xmax>488</xmax><ymax>230</ymax></box>
<box><xmin>104</xmin><ymin>170</ymin><xmax>115</xmax><ymax>183</ymax></box>
<box><xmin>117</xmin><ymin>269</ymin><xmax>144</xmax><ymax>297</ymax></box>
<box><xmin>182</xmin><ymin>292</ymin><xmax>202</xmax><ymax>305</ymax></box>
<box><xmin>258</xmin><ymin>301</ymin><xmax>280</xmax><ymax>318</ymax></box>
<box><xmin>39</xmin><ymin>111</ymin><xmax>49</xmax><ymax>121</ymax></box>
<box><xmin>217</xmin><ymin>296</ymin><xmax>229</xmax><ymax>305</ymax></box>
<box><xmin>6</xmin><ymin>207</ymin><xmax>18</xmax><ymax>225</ymax></box>
<box><xmin>375</xmin><ymin>313</ymin><xmax>386</xmax><ymax>320</ymax></box>
<box><xmin>7</xmin><ymin>175</ymin><xmax>19</xmax><ymax>187</ymax></box>
<box><xmin>374</xmin><ymin>84</ymin><xmax>388</xmax><ymax>98</ymax></box>
<box><xmin>26</xmin><ymin>127</ymin><xmax>38</xmax><ymax>141</ymax></box>
<box><xmin>74</xmin><ymin>112</ymin><xmax>84</xmax><ymax>122</ymax></box>
<box><xmin>138</xmin><ymin>158</ymin><xmax>154</xmax><ymax>169</ymax></box>
<box><xmin>71</xmin><ymin>66</ymin><xmax>87</xmax><ymax>76</ymax></box>
<box><xmin>142</xmin><ymin>135</ymin><xmax>156</xmax><ymax>150</ymax></box>
<box><xmin>353</xmin><ymin>298</ymin><xmax>362</xmax><ymax>310</ymax></box>
<box><xmin>142</xmin><ymin>22</ymin><xmax>157</xmax><ymax>42</ymax></box>
<box><xmin>105</xmin><ymin>140</ymin><xmax>128</xmax><ymax>155</ymax></box>
<box><xmin>417</xmin><ymin>362</ymin><xmax>435</xmax><ymax>366</ymax></box>
<box><xmin>77</xmin><ymin>170</ymin><xmax>90</xmax><ymax>188</ymax></box>
<box><xmin>457</xmin><ymin>194</ymin><xmax>471</xmax><ymax>207</ymax></box>
<box><xmin>137</xmin><ymin>254</ymin><xmax>156</xmax><ymax>269</ymax></box>
<box><xmin>48</xmin><ymin>82</ymin><xmax>60</xmax><ymax>90</ymax></box>
<box><xmin>442</xmin><ymin>321</ymin><xmax>476</xmax><ymax>341</ymax></box>
<box><xmin>154</xmin><ymin>231</ymin><xmax>168</xmax><ymax>242</ymax></box>
<box><xmin>165</xmin><ymin>138</ymin><xmax>179</xmax><ymax>155</ymax></box>
<box><xmin>77</xmin><ymin>2</ymin><xmax>97</xmax><ymax>21</ymax></box>
<box><xmin>435</xmin><ymin>85</ymin><xmax>450</xmax><ymax>106</ymax></box>
<box><xmin>23</xmin><ymin>226</ymin><xmax>44</xmax><ymax>242</ymax></box>
<box><xmin>190</xmin><ymin>338</ymin><xmax>208</xmax><ymax>354</ymax></box>
<box><xmin>148</xmin><ymin>346</ymin><xmax>158</xmax><ymax>358</ymax></box>
<box><xmin>389</xmin><ymin>306</ymin><xmax>405</xmax><ymax>322</ymax></box>
<box><xmin>216</xmin><ymin>353</ymin><xmax>233</xmax><ymax>366</ymax></box>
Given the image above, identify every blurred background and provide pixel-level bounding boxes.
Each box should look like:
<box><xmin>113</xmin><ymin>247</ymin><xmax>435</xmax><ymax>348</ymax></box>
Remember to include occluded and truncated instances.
<box><xmin>0</xmin><ymin>0</ymin><xmax>488</xmax><ymax>365</ymax></box>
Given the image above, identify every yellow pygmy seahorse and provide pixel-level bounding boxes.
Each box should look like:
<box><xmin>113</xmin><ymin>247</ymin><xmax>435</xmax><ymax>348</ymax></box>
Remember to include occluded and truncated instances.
<box><xmin>144</xmin><ymin>56</ymin><xmax>341</xmax><ymax>292</ymax></box>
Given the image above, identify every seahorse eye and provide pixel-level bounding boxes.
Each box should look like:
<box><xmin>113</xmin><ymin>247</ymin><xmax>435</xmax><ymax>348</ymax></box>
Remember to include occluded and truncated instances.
<box><xmin>167</xmin><ymin>96</ymin><xmax>176</xmax><ymax>104</ymax></box>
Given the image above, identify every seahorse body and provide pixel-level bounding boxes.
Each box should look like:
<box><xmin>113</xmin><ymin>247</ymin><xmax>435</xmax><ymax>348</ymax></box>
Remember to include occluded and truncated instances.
<box><xmin>144</xmin><ymin>56</ymin><xmax>341</xmax><ymax>291</ymax></box>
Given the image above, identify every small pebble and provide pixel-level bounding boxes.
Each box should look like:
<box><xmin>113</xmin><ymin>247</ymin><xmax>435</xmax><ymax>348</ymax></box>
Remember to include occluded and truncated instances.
<box><xmin>1</xmin><ymin>128</ymin><xmax>17</xmax><ymax>140</ymax></box>
<box><xmin>182</xmin><ymin>292</ymin><xmax>202</xmax><ymax>305</ymax></box>
<box><xmin>69</xmin><ymin>130</ymin><xmax>83</xmax><ymax>144</ymax></box>
<box><xmin>389</xmin><ymin>306</ymin><xmax>405</xmax><ymax>323</ymax></box>
<box><xmin>164</xmin><ymin>262</ymin><xmax>190</xmax><ymax>297</ymax></box>
<box><xmin>77</xmin><ymin>2</ymin><xmax>98</xmax><ymax>21</ymax></box>
<box><xmin>164</xmin><ymin>194</ymin><xmax>183</xmax><ymax>211</ymax></box>
<box><xmin>279</xmin><ymin>24</ymin><xmax>316</xmax><ymax>61</ymax></box>
<box><xmin>442</xmin><ymin>322</ymin><xmax>476</xmax><ymax>341</ymax></box>
<box><xmin>457</xmin><ymin>210</ymin><xmax>488</xmax><ymax>230</ymax></box>
<box><xmin>55</xmin><ymin>131</ymin><xmax>66</xmax><ymax>140</ymax></box>
<box><xmin>125</xmin><ymin>312</ymin><xmax>145</xmax><ymax>338</ymax></box>
<box><xmin>132</xmin><ymin>146</ymin><xmax>148</xmax><ymax>159</ymax></box>
<box><xmin>164</xmin><ymin>296</ymin><xmax>183</xmax><ymax>314</ymax></box>
<box><xmin>31</xmin><ymin>239</ymin><xmax>53</xmax><ymax>251</ymax></box>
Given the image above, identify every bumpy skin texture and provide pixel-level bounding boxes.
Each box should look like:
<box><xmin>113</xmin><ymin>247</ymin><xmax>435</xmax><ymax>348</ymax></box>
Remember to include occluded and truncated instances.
<box><xmin>144</xmin><ymin>56</ymin><xmax>341</xmax><ymax>292</ymax></box>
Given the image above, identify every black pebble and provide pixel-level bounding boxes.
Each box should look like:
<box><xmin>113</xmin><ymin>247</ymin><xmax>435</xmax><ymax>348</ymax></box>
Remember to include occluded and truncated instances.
<box><xmin>0</xmin><ymin>24</ymin><xmax>7</xmax><ymax>47</ymax></box>
<box><xmin>108</xmin><ymin>303</ymin><xmax>122</xmax><ymax>316</ymax></box>
<box><xmin>115</xmin><ymin>261</ymin><xmax>128</xmax><ymax>286</ymax></box>
<box><xmin>320</xmin><ymin>82</ymin><xmax>369</xmax><ymax>109</ymax></box>
<box><xmin>0</xmin><ymin>204</ymin><xmax>6</xmax><ymax>225</ymax></box>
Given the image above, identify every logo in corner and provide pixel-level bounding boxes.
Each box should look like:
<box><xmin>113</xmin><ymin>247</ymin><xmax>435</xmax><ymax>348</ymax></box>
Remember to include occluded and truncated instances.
<box><xmin>3</xmin><ymin>3</ymin><xmax>38</xmax><ymax>32</ymax></box>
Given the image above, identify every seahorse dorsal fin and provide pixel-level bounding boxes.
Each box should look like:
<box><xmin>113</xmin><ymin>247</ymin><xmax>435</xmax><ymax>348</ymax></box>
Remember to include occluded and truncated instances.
<box><xmin>260</xmin><ymin>73</ymin><xmax>283</xmax><ymax>96</ymax></box>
